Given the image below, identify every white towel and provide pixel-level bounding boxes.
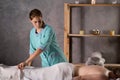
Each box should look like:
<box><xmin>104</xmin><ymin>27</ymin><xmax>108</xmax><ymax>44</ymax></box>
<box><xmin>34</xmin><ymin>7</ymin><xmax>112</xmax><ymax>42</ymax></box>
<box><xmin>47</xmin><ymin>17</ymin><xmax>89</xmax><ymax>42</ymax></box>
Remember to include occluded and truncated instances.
<box><xmin>0</xmin><ymin>62</ymin><xmax>74</xmax><ymax>80</ymax></box>
<box><xmin>23</xmin><ymin>62</ymin><xmax>74</xmax><ymax>80</ymax></box>
<box><xmin>0</xmin><ymin>64</ymin><xmax>21</xmax><ymax>80</ymax></box>
<box><xmin>85</xmin><ymin>51</ymin><xmax>105</xmax><ymax>66</ymax></box>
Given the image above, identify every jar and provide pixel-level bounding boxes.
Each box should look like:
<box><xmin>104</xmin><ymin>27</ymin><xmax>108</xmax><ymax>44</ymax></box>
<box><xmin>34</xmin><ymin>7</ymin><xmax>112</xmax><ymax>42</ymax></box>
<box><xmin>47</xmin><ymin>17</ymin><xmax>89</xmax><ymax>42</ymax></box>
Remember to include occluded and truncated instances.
<box><xmin>79</xmin><ymin>30</ymin><xmax>84</xmax><ymax>35</ymax></box>
<box><xmin>91</xmin><ymin>0</ymin><xmax>96</xmax><ymax>4</ymax></box>
<box><xmin>75</xmin><ymin>0</ymin><xmax>80</xmax><ymax>4</ymax></box>
<box><xmin>110</xmin><ymin>30</ymin><xmax>115</xmax><ymax>35</ymax></box>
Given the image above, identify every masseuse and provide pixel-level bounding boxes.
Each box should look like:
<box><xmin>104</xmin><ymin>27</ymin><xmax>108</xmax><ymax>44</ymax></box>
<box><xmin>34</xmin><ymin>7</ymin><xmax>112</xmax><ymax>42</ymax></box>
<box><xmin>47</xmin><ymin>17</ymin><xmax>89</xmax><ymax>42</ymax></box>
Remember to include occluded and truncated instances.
<box><xmin>18</xmin><ymin>9</ymin><xmax>67</xmax><ymax>69</ymax></box>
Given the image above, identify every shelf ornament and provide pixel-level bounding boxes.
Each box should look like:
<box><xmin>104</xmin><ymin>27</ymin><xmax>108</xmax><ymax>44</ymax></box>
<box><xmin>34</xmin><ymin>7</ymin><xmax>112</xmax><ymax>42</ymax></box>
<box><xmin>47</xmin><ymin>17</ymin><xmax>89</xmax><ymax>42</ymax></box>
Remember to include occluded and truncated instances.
<box><xmin>91</xmin><ymin>0</ymin><xmax>96</xmax><ymax>4</ymax></box>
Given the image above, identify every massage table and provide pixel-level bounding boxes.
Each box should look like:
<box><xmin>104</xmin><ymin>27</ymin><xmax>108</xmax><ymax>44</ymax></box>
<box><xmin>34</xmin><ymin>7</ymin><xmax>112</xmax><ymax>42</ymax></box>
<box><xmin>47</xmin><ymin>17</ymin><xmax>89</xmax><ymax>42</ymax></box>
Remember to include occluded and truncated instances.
<box><xmin>0</xmin><ymin>63</ymin><xmax>120</xmax><ymax>80</ymax></box>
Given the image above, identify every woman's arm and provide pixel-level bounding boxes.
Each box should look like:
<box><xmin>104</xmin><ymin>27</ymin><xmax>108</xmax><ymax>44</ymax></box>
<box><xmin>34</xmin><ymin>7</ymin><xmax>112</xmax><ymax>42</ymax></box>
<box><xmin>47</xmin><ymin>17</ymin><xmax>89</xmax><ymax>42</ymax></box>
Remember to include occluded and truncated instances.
<box><xmin>25</xmin><ymin>48</ymin><xmax>43</xmax><ymax>64</ymax></box>
<box><xmin>18</xmin><ymin>48</ymin><xmax>43</xmax><ymax>70</ymax></box>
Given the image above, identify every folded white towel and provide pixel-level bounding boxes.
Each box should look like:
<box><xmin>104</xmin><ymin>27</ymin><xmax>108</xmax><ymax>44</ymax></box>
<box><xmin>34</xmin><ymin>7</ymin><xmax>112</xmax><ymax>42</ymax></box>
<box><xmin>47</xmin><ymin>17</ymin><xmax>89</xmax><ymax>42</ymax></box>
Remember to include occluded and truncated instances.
<box><xmin>85</xmin><ymin>51</ymin><xmax>105</xmax><ymax>66</ymax></box>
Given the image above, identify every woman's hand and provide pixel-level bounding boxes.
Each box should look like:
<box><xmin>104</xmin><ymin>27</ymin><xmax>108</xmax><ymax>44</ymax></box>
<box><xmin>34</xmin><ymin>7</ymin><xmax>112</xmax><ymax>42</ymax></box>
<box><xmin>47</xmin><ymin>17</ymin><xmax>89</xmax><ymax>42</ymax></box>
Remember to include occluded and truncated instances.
<box><xmin>17</xmin><ymin>49</ymin><xmax>42</xmax><ymax>70</ymax></box>
<box><xmin>18</xmin><ymin>62</ymin><xmax>27</xmax><ymax>70</ymax></box>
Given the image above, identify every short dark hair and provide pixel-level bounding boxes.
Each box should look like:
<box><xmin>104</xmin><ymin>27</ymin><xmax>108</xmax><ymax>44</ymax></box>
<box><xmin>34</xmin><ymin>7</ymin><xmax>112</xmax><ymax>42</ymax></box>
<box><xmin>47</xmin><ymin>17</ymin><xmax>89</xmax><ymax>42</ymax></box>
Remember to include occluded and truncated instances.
<box><xmin>29</xmin><ymin>9</ymin><xmax>42</xmax><ymax>20</ymax></box>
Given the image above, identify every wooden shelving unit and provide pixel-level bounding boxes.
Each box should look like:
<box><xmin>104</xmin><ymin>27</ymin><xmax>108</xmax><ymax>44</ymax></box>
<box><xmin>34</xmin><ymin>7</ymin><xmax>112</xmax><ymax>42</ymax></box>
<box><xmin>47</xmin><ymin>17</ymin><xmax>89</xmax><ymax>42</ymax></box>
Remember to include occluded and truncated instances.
<box><xmin>67</xmin><ymin>3</ymin><xmax>120</xmax><ymax>7</ymax></box>
<box><xmin>64</xmin><ymin>3</ymin><xmax>120</xmax><ymax>61</ymax></box>
<box><xmin>68</xmin><ymin>34</ymin><xmax>120</xmax><ymax>37</ymax></box>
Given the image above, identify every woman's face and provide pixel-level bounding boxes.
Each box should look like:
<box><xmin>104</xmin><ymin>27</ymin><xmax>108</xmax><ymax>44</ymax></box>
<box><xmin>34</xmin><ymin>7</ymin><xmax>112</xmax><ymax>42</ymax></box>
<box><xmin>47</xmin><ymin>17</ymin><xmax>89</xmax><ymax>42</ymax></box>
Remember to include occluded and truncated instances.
<box><xmin>30</xmin><ymin>16</ymin><xmax>42</xmax><ymax>29</ymax></box>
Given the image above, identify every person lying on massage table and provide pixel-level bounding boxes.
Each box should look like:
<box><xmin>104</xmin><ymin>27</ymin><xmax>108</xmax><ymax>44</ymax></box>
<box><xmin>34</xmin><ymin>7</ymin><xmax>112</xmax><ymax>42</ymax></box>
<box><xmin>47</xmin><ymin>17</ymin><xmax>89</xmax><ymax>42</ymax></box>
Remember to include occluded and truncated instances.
<box><xmin>73</xmin><ymin>52</ymin><xmax>117</xmax><ymax>80</ymax></box>
<box><xmin>73</xmin><ymin>65</ymin><xmax>117</xmax><ymax>80</ymax></box>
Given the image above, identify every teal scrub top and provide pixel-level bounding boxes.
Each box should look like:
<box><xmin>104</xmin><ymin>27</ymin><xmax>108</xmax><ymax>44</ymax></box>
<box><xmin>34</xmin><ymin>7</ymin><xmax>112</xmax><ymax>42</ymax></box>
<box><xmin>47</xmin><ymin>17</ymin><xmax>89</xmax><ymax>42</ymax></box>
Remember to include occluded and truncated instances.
<box><xmin>29</xmin><ymin>24</ymin><xmax>67</xmax><ymax>67</ymax></box>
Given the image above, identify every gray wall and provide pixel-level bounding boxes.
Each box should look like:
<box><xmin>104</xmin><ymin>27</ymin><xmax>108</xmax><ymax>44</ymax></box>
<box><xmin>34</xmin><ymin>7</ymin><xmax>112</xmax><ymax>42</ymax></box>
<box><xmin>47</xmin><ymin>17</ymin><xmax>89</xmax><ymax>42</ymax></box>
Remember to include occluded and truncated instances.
<box><xmin>0</xmin><ymin>0</ymin><xmax>119</xmax><ymax>66</ymax></box>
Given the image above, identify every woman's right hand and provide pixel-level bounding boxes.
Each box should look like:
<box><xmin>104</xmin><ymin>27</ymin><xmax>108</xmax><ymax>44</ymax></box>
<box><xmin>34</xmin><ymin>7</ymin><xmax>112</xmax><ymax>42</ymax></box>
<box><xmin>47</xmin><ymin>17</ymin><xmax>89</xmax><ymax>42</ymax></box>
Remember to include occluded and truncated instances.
<box><xmin>18</xmin><ymin>62</ymin><xmax>26</xmax><ymax>70</ymax></box>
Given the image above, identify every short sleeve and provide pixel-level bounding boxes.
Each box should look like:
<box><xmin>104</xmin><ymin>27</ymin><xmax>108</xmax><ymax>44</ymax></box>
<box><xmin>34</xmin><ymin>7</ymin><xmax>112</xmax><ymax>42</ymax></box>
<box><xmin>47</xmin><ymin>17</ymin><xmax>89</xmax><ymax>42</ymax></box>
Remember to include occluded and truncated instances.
<box><xmin>38</xmin><ymin>26</ymin><xmax>54</xmax><ymax>50</ymax></box>
<box><xmin>29</xmin><ymin>41</ymin><xmax>35</xmax><ymax>54</ymax></box>
<box><xmin>29</xmin><ymin>30</ymin><xmax>36</xmax><ymax>54</ymax></box>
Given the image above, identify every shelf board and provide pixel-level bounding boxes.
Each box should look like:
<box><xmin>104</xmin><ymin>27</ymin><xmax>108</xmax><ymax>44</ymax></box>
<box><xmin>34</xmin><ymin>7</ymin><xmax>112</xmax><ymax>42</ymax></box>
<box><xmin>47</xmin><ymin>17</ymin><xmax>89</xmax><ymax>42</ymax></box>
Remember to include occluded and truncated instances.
<box><xmin>74</xmin><ymin>63</ymin><xmax>120</xmax><ymax>67</ymax></box>
<box><xmin>66</xmin><ymin>3</ymin><xmax>120</xmax><ymax>7</ymax></box>
<box><xmin>68</xmin><ymin>34</ymin><xmax>120</xmax><ymax>37</ymax></box>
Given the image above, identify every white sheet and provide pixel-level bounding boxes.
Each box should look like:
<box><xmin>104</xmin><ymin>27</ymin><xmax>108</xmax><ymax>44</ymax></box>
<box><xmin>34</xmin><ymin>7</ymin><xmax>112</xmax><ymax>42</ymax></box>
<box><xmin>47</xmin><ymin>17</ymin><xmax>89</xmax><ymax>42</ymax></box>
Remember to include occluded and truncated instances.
<box><xmin>0</xmin><ymin>64</ymin><xmax>21</xmax><ymax>80</ymax></box>
<box><xmin>0</xmin><ymin>62</ymin><xmax>74</xmax><ymax>80</ymax></box>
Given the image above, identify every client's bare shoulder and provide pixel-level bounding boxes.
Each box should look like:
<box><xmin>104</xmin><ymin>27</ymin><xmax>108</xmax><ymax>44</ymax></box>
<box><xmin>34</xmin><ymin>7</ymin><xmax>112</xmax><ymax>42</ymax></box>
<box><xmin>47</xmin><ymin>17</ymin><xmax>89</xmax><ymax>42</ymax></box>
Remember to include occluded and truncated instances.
<box><xmin>79</xmin><ymin>65</ymin><xmax>108</xmax><ymax>75</ymax></box>
<box><xmin>78</xmin><ymin>65</ymin><xmax>109</xmax><ymax>80</ymax></box>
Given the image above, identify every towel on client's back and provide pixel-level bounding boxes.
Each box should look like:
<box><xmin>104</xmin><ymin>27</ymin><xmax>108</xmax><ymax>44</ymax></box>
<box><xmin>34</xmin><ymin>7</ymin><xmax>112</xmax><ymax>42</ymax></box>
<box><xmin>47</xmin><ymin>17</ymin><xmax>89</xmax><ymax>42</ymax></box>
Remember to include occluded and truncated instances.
<box><xmin>23</xmin><ymin>62</ymin><xmax>74</xmax><ymax>80</ymax></box>
<box><xmin>0</xmin><ymin>62</ymin><xmax>74</xmax><ymax>80</ymax></box>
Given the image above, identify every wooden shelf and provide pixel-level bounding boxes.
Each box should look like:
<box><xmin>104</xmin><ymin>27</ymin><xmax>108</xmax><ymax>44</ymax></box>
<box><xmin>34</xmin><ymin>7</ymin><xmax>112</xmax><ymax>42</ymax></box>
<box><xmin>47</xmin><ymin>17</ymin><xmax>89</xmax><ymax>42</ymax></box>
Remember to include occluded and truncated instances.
<box><xmin>74</xmin><ymin>63</ymin><xmax>120</xmax><ymax>67</ymax></box>
<box><xmin>68</xmin><ymin>34</ymin><xmax>120</xmax><ymax>37</ymax></box>
<box><xmin>66</xmin><ymin>3</ymin><xmax>120</xmax><ymax>7</ymax></box>
<box><xmin>64</xmin><ymin>3</ymin><xmax>120</xmax><ymax>74</ymax></box>
<box><xmin>64</xmin><ymin>3</ymin><xmax>120</xmax><ymax>62</ymax></box>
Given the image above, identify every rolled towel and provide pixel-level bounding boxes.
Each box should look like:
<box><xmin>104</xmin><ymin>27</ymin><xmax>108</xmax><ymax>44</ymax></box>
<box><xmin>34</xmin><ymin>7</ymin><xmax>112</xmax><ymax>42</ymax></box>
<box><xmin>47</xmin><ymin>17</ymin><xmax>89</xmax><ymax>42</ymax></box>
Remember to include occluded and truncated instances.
<box><xmin>85</xmin><ymin>51</ymin><xmax>105</xmax><ymax>66</ymax></box>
